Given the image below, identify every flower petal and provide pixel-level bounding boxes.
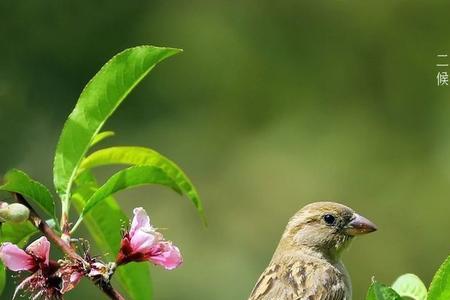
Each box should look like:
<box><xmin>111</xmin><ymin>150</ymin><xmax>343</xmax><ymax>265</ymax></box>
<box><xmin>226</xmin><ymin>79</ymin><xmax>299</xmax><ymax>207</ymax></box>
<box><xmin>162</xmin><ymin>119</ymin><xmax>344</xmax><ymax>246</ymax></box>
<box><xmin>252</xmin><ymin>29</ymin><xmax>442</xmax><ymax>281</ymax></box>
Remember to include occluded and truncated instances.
<box><xmin>130</xmin><ymin>207</ymin><xmax>152</xmax><ymax>237</ymax></box>
<box><xmin>149</xmin><ymin>242</ymin><xmax>182</xmax><ymax>270</ymax></box>
<box><xmin>13</xmin><ymin>274</ymin><xmax>35</xmax><ymax>299</ymax></box>
<box><xmin>130</xmin><ymin>228</ymin><xmax>159</xmax><ymax>253</ymax></box>
<box><xmin>26</xmin><ymin>236</ymin><xmax>50</xmax><ymax>265</ymax></box>
<box><xmin>0</xmin><ymin>243</ymin><xmax>35</xmax><ymax>271</ymax></box>
<box><xmin>61</xmin><ymin>271</ymin><xmax>83</xmax><ymax>294</ymax></box>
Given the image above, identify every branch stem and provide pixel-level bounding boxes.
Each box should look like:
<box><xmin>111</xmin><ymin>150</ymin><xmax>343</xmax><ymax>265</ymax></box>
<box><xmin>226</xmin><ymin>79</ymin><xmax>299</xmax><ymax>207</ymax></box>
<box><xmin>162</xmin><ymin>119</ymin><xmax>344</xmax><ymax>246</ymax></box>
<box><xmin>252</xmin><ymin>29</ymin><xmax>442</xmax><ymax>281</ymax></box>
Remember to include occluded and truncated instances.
<box><xmin>60</xmin><ymin>195</ymin><xmax>70</xmax><ymax>233</ymax></box>
<box><xmin>13</xmin><ymin>193</ymin><xmax>126</xmax><ymax>300</ymax></box>
<box><xmin>96</xmin><ymin>282</ymin><xmax>126</xmax><ymax>300</ymax></box>
<box><xmin>14</xmin><ymin>193</ymin><xmax>81</xmax><ymax>261</ymax></box>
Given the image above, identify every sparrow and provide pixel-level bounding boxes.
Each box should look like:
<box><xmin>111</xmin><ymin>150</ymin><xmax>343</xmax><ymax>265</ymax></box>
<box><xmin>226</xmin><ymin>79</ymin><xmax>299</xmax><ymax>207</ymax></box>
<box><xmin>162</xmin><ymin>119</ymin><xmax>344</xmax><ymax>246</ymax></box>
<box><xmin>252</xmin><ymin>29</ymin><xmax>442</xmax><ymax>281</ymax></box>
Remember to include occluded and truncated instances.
<box><xmin>248</xmin><ymin>202</ymin><xmax>377</xmax><ymax>300</ymax></box>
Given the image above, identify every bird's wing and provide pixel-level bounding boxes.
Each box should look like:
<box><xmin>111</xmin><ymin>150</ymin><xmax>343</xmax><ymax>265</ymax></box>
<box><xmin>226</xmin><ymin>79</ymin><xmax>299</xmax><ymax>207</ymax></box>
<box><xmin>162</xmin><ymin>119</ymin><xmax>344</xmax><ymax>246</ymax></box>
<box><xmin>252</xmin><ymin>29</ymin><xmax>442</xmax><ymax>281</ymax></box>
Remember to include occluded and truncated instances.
<box><xmin>248</xmin><ymin>264</ymin><xmax>280</xmax><ymax>300</ymax></box>
<box><xmin>248</xmin><ymin>260</ymin><xmax>347</xmax><ymax>300</ymax></box>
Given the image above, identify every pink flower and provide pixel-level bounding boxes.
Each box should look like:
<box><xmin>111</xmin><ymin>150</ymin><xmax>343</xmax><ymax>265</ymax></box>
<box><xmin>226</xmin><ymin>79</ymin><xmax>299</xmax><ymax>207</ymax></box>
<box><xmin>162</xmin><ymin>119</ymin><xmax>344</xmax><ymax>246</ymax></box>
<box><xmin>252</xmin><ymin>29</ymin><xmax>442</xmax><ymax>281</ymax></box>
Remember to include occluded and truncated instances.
<box><xmin>57</xmin><ymin>262</ymin><xmax>84</xmax><ymax>294</ymax></box>
<box><xmin>0</xmin><ymin>236</ymin><xmax>50</xmax><ymax>272</ymax></box>
<box><xmin>61</xmin><ymin>272</ymin><xmax>83</xmax><ymax>294</ymax></box>
<box><xmin>0</xmin><ymin>236</ymin><xmax>75</xmax><ymax>299</ymax></box>
<box><xmin>116</xmin><ymin>207</ymin><xmax>182</xmax><ymax>270</ymax></box>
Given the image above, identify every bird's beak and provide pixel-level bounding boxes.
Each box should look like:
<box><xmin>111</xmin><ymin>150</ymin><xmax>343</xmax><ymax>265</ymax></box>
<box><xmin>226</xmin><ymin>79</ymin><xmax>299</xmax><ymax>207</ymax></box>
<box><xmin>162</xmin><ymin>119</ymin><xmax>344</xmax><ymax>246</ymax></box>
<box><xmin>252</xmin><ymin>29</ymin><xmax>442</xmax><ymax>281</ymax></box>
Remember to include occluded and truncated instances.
<box><xmin>345</xmin><ymin>213</ymin><xmax>377</xmax><ymax>236</ymax></box>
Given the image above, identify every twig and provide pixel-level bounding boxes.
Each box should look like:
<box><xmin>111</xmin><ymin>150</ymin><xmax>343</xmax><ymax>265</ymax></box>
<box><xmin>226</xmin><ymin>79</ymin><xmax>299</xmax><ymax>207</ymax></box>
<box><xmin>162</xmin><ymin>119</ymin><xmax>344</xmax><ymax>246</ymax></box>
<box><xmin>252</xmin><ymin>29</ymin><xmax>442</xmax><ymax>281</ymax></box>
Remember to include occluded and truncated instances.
<box><xmin>13</xmin><ymin>193</ymin><xmax>126</xmax><ymax>300</ymax></box>
<box><xmin>14</xmin><ymin>193</ymin><xmax>81</xmax><ymax>261</ymax></box>
<box><xmin>96</xmin><ymin>282</ymin><xmax>126</xmax><ymax>300</ymax></box>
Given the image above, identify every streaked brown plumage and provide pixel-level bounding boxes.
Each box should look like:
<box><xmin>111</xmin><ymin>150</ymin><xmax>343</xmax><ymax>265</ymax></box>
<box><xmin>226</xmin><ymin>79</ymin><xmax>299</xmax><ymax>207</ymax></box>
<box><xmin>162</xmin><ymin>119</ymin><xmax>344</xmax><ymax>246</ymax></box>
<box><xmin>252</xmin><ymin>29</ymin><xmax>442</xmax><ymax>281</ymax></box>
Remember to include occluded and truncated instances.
<box><xmin>248</xmin><ymin>202</ymin><xmax>377</xmax><ymax>300</ymax></box>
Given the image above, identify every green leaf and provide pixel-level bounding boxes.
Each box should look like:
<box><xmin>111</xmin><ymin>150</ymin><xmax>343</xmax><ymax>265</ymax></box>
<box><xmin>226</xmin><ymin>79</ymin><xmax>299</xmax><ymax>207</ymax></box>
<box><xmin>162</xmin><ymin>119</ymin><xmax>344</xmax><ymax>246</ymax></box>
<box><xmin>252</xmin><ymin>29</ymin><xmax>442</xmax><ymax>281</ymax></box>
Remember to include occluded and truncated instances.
<box><xmin>0</xmin><ymin>221</ymin><xmax>38</xmax><ymax>246</ymax></box>
<box><xmin>0</xmin><ymin>169</ymin><xmax>56</xmax><ymax>220</ymax></box>
<box><xmin>366</xmin><ymin>281</ymin><xmax>402</xmax><ymax>300</ymax></box>
<box><xmin>79</xmin><ymin>146</ymin><xmax>204</xmax><ymax>221</ymax></box>
<box><xmin>72</xmin><ymin>171</ymin><xmax>152</xmax><ymax>300</ymax></box>
<box><xmin>391</xmin><ymin>274</ymin><xmax>427</xmax><ymax>300</ymax></box>
<box><xmin>90</xmin><ymin>131</ymin><xmax>115</xmax><ymax>147</ymax></box>
<box><xmin>53</xmin><ymin>46</ymin><xmax>182</xmax><ymax>200</ymax></box>
<box><xmin>80</xmin><ymin>165</ymin><xmax>181</xmax><ymax>219</ymax></box>
<box><xmin>0</xmin><ymin>263</ymin><xmax>5</xmax><ymax>296</ymax></box>
<box><xmin>72</xmin><ymin>172</ymin><xmax>124</xmax><ymax>255</ymax></box>
<box><xmin>428</xmin><ymin>255</ymin><xmax>450</xmax><ymax>300</ymax></box>
<box><xmin>116</xmin><ymin>263</ymin><xmax>153</xmax><ymax>300</ymax></box>
<box><xmin>0</xmin><ymin>221</ymin><xmax>39</xmax><ymax>297</ymax></box>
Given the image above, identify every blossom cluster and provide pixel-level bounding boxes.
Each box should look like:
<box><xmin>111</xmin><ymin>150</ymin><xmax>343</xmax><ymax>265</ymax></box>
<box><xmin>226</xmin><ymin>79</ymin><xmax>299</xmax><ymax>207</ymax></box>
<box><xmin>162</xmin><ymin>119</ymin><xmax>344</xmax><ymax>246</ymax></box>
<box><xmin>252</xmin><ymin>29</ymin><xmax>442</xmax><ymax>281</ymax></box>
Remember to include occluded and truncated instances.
<box><xmin>0</xmin><ymin>207</ymin><xmax>182</xmax><ymax>299</ymax></box>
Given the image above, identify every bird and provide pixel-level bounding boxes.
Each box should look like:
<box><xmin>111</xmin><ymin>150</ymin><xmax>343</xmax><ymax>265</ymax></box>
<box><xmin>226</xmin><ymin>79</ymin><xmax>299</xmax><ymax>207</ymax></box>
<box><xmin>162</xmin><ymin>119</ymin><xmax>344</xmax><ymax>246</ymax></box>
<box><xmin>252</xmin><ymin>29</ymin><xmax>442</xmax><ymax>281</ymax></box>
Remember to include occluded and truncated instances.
<box><xmin>248</xmin><ymin>201</ymin><xmax>377</xmax><ymax>300</ymax></box>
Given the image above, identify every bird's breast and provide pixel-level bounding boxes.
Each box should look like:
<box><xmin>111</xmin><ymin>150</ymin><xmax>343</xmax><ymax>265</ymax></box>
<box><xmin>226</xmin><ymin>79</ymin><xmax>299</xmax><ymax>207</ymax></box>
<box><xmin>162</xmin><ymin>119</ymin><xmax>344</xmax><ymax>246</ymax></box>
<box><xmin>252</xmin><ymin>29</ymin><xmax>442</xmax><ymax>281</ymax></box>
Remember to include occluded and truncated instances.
<box><xmin>249</xmin><ymin>253</ymin><xmax>350</xmax><ymax>300</ymax></box>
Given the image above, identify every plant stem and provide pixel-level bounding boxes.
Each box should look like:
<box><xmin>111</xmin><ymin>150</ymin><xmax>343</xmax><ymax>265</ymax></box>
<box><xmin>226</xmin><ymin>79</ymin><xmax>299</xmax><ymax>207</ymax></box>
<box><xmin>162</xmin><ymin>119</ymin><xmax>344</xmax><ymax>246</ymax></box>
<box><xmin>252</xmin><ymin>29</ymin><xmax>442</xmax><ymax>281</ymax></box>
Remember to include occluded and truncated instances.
<box><xmin>14</xmin><ymin>193</ymin><xmax>81</xmax><ymax>261</ymax></box>
<box><xmin>70</xmin><ymin>215</ymin><xmax>83</xmax><ymax>235</ymax></box>
<box><xmin>96</xmin><ymin>282</ymin><xmax>126</xmax><ymax>300</ymax></box>
<box><xmin>13</xmin><ymin>193</ymin><xmax>126</xmax><ymax>300</ymax></box>
<box><xmin>60</xmin><ymin>195</ymin><xmax>70</xmax><ymax>233</ymax></box>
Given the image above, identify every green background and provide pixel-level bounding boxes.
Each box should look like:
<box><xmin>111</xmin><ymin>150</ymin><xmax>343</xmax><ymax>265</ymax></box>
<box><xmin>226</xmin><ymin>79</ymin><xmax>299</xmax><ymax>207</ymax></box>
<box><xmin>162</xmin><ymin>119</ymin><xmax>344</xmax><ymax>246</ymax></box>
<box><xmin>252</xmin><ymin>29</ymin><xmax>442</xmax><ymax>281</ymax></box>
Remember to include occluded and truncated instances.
<box><xmin>1</xmin><ymin>1</ymin><xmax>450</xmax><ymax>299</ymax></box>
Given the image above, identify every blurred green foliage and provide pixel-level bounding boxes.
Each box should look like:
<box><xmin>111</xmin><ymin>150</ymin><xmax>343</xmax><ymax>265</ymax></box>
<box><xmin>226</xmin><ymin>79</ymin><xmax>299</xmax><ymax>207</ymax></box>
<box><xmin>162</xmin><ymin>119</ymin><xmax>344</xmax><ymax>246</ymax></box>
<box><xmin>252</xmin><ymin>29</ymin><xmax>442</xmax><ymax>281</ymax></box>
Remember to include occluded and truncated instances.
<box><xmin>0</xmin><ymin>0</ymin><xmax>449</xmax><ymax>299</ymax></box>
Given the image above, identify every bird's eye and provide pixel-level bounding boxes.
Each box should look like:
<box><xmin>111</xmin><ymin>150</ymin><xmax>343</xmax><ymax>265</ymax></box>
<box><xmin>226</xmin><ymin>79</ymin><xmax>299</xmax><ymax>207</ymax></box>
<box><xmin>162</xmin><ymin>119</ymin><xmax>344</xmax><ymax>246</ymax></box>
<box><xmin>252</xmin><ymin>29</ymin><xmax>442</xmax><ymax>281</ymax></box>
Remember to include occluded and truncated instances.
<box><xmin>323</xmin><ymin>214</ymin><xmax>336</xmax><ymax>225</ymax></box>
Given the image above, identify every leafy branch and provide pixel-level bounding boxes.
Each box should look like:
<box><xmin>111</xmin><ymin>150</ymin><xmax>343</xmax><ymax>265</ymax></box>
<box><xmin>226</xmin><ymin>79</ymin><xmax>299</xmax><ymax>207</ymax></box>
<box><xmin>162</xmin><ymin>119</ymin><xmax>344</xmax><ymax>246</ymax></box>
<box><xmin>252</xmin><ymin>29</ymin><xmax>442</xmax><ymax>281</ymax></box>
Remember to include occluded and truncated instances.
<box><xmin>14</xmin><ymin>193</ymin><xmax>125</xmax><ymax>300</ymax></box>
<box><xmin>0</xmin><ymin>45</ymin><xmax>204</xmax><ymax>300</ymax></box>
<box><xmin>53</xmin><ymin>46</ymin><xmax>183</xmax><ymax>230</ymax></box>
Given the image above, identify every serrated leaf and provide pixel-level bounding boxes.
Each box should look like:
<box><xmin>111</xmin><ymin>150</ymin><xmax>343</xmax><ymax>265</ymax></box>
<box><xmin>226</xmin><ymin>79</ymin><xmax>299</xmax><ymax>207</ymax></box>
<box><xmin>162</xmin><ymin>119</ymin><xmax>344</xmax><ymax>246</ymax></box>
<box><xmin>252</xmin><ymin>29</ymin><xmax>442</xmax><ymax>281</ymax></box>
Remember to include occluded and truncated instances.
<box><xmin>366</xmin><ymin>281</ymin><xmax>402</xmax><ymax>300</ymax></box>
<box><xmin>80</xmin><ymin>165</ymin><xmax>181</xmax><ymax>220</ymax></box>
<box><xmin>391</xmin><ymin>274</ymin><xmax>427</xmax><ymax>300</ymax></box>
<box><xmin>428</xmin><ymin>255</ymin><xmax>450</xmax><ymax>300</ymax></box>
<box><xmin>53</xmin><ymin>46</ymin><xmax>182</xmax><ymax>200</ymax></box>
<box><xmin>72</xmin><ymin>171</ymin><xmax>152</xmax><ymax>300</ymax></box>
<box><xmin>79</xmin><ymin>146</ymin><xmax>204</xmax><ymax>222</ymax></box>
<box><xmin>0</xmin><ymin>169</ymin><xmax>56</xmax><ymax>220</ymax></box>
<box><xmin>90</xmin><ymin>131</ymin><xmax>115</xmax><ymax>147</ymax></box>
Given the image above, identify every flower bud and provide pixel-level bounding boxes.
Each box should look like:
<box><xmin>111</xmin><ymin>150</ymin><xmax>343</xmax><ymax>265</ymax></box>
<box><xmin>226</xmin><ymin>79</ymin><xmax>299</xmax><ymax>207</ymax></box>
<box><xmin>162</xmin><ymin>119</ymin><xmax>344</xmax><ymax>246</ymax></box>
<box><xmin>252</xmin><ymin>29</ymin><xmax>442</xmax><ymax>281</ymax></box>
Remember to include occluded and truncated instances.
<box><xmin>0</xmin><ymin>203</ymin><xmax>30</xmax><ymax>223</ymax></box>
<box><xmin>0</xmin><ymin>203</ymin><xmax>8</xmax><ymax>222</ymax></box>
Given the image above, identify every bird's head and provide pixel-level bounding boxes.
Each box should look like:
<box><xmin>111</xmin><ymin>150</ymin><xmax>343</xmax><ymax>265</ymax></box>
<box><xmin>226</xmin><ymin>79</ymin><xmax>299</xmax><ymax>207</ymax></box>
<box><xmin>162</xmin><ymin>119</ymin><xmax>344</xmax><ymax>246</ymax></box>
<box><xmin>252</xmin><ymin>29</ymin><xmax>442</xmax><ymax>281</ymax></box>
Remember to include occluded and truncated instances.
<box><xmin>279</xmin><ymin>201</ymin><xmax>377</xmax><ymax>261</ymax></box>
